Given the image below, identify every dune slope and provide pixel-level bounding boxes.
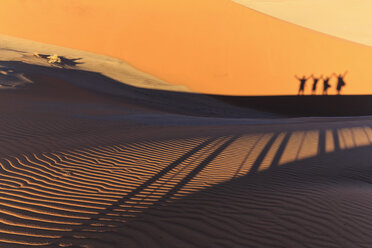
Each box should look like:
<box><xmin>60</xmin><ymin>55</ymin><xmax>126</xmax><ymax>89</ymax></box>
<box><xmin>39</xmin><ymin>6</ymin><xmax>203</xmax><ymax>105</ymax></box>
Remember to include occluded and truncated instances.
<box><xmin>1</xmin><ymin>0</ymin><xmax>372</xmax><ymax>95</ymax></box>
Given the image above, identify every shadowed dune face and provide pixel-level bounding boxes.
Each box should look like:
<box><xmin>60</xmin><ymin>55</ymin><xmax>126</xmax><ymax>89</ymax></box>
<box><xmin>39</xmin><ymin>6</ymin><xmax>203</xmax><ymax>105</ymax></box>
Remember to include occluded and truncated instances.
<box><xmin>1</xmin><ymin>0</ymin><xmax>372</xmax><ymax>95</ymax></box>
<box><xmin>1</xmin><ymin>80</ymin><xmax>372</xmax><ymax>246</ymax></box>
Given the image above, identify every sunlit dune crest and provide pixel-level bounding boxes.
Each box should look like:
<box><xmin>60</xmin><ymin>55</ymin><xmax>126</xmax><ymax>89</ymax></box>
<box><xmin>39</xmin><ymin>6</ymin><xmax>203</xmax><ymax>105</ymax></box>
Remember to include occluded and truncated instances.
<box><xmin>234</xmin><ymin>0</ymin><xmax>372</xmax><ymax>46</ymax></box>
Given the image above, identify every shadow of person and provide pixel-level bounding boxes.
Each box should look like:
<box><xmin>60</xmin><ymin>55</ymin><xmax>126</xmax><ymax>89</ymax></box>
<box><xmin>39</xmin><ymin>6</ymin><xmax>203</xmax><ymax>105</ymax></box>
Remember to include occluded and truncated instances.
<box><xmin>295</xmin><ymin>75</ymin><xmax>310</xmax><ymax>95</ymax></box>
<box><xmin>333</xmin><ymin>71</ymin><xmax>348</xmax><ymax>95</ymax></box>
<box><xmin>99</xmin><ymin>138</ymin><xmax>372</xmax><ymax>248</ymax></box>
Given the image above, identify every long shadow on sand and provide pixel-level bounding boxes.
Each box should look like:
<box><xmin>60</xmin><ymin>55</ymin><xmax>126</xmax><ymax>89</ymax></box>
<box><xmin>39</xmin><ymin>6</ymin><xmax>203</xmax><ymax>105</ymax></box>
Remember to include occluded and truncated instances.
<box><xmin>112</xmin><ymin>145</ymin><xmax>372</xmax><ymax>248</ymax></box>
<box><xmin>59</xmin><ymin>123</ymin><xmax>372</xmax><ymax>247</ymax></box>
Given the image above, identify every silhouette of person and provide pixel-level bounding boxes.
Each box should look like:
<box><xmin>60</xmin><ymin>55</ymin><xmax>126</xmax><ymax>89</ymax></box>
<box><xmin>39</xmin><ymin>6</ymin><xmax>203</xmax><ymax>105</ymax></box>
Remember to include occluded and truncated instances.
<box><xmin>295</xmin><ymin>75</ymin><xmax>309</xmax><ymax>95</ymax></box>
<box><xmin>322</xmin><ymin>75</ymin><xmax>332</xmax><ymax>95</ymax></box>
<box><xmin>311</xmin><ymin>74</ymin><xmax>322</xmax><ymax>95</ymax></box>
<box><xmin>333</xmin><ymin>71</ymin><xmax>348</xmax><ymax>95</ymax></box>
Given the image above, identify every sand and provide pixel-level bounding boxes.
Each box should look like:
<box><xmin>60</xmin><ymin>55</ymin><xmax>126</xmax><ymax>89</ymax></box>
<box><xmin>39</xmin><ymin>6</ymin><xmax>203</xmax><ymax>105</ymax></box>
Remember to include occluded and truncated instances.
<box><xmin>1</xmin><ymin>34</ymin><xmax>372</xmax><ymax>248</ymax></box>
<box><xmin>2</xmin><ymin>0</ymin><xmax>372</xmax><ymax>96</ymax></box>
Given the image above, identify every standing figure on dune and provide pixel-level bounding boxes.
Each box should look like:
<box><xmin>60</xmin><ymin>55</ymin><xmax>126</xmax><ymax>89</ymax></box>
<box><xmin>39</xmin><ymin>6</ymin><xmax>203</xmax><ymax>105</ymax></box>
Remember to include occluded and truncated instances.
<box><xmin>334</xmin><ymin>71</ymin><xmax>348</xmax><ymax>95</ymax></box>
<box><xmin>295</xmin><ymin>75</ymin><xmax>310</xmax><ymax>95</ymax></box>
<box><xmin>311</xmin><ymin>74</ymin><xmax>322</xmax><ymax>95</ymax></box>
<box><xmin>322</xmin><ymin>75</ymin><xmax>332</xmax><ymax>95</ymax></box>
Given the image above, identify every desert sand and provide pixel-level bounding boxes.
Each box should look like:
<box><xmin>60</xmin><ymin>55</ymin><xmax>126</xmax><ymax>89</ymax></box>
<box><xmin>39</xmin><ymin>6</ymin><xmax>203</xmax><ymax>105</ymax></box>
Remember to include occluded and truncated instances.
<box><xmin>2</xmin><ymin>0</ymin><xmax>372</xmax><ymax>95</ymax></box>
<box><xmin>1</xmin><ymin>32</ymin><xmax>372</xmax><ymax>248</ymax></box>
<box><xmin>233</xmin><ymin>0</ymin><xmax>372</xmax><ymax>47</ymax></box>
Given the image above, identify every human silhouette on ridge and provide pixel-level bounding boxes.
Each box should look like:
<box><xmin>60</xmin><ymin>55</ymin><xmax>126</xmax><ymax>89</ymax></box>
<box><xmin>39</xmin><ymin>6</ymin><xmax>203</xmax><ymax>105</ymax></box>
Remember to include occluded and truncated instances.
<box><xmin>311</xmin><ymin>74</ymin><xmax>322</xmax><ymax>95</ymax></box>
<box><xmin>333</xmin><ymin>71</ymin><xmax>348</xmax><ymax>95</ymax></box>
<box><xmin>295</xmin><ymin>75</ymin><xmax>310</xmax><ymax>95</ymax></box>
<box><xmin>322</xmin><ymin>75</ymin><xmax>332</xmax><ymax>95</ymax></box>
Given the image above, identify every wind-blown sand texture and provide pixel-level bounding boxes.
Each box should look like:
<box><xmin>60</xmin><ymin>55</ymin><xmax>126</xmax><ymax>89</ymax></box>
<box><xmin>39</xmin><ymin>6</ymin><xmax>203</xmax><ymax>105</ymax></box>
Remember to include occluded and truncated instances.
<box><xmin>1</xmin><ymin>35</ymin><xmax>372</xmax><ymax>248</ymax></box>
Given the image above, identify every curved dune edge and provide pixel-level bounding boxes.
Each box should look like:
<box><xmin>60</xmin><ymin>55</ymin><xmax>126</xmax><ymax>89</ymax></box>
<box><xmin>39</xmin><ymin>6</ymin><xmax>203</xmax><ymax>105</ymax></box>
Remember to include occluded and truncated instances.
<box><xmin>1</xmin><ymin>0</ymin><xmax>372</xmax><ymax>95</ymax></box>
<box><xmin>232</xmin><ymin>0</ymin><xmax>372</xmax><ymax>47</ymax></box>
<box><xmin>1</xmin><ymin>34</ymin><xmax>275</xmax><ymax>118</ymax></box>
<box><xmin>0</xmin><ymin>34</ymin><xmax>189</xmax><ymax>93</ymax></box>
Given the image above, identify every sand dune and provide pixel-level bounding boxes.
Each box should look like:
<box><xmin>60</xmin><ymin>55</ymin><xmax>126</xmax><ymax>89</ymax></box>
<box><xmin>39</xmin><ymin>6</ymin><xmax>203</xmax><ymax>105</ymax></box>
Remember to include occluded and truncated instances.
<box><xmin>2</xmin><ymin>0</ymin><xmax>372</xmax><ymax>95</ymax></box>
<box><xmin>0</xmin><ymin>33</ymin><xmax>372</xmax><ymax>247</ymax></box>
<box><xmin>0</xmin><ymin>35</ymin><xmax>189</xmax><ymax>93</ymax></box>
<box><xmin>233</xmin><ymin>0</ymin><xmax>372</xmax><ymax>47</ymax></box>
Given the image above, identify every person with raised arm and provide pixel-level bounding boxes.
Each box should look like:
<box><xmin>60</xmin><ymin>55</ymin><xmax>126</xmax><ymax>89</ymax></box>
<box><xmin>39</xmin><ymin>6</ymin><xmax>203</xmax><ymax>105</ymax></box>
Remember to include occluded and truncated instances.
<box><xmin>322</xmin><ymin>74</ymin><xmax>332</xmax><ymax>95</ymax></box>
<box><xmin>295</xmin><ymin>75</ymin><xmax>310</xmax><ymax>95</ymax></box>
<box><xmin>311</xmin><ymin>74</ymin><xmax>323</xmax><ymax>95</ymax></box>
<box><xmin>333</xmin><ymin>71</ymin><xmax>348</xmax><ymax>95</ymax></box>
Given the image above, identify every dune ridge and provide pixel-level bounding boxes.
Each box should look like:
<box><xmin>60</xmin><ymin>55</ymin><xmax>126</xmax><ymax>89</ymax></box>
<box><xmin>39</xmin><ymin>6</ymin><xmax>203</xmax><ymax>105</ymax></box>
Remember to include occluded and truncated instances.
<box><xmin>0</xmin><ymin>34</ymin><xmax>189</xmax><ymax>93</ymax></box>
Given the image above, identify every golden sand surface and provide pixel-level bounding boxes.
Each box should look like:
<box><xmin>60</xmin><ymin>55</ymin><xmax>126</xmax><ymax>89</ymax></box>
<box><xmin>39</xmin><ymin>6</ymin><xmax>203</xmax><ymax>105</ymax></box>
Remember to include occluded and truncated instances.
<box><xmin>0</xmin><ymin>35</ymin><xmax>372</xmax><ymax>247</ymax></box>
<box><xmin>1</xmin><ymin>0</ymin><xmax>372</xmax><ymax>95</ymax></box>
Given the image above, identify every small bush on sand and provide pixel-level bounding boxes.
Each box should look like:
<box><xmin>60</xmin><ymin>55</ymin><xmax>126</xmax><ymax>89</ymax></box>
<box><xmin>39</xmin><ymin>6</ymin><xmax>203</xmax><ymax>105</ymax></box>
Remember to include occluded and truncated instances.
<box><xmin>47</xmin><ymin>54</ymin><xmax>61</xmax><ymax>64</ymax></box>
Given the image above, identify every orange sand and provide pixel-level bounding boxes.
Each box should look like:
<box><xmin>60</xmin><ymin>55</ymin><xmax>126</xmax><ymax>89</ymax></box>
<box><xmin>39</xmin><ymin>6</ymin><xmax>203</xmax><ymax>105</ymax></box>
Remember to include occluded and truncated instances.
<box><xmin>0</xmin><ymin>0</ymin><xmax>372</xmax><ymax>95</ymax></box>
